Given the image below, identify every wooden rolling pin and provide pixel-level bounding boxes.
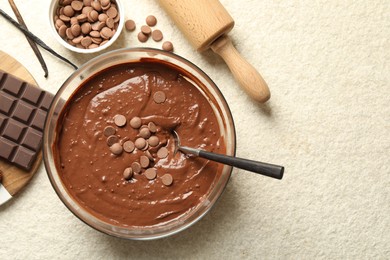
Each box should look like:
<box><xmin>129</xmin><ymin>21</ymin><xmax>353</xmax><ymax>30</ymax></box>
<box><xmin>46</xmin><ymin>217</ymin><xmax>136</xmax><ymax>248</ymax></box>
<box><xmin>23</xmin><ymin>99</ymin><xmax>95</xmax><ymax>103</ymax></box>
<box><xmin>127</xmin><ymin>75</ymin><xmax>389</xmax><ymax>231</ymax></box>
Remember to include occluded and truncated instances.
<box><xmin>158</xmin><ymin>0</ymin><xmax>270</xmax><ymax>102</ymax></box>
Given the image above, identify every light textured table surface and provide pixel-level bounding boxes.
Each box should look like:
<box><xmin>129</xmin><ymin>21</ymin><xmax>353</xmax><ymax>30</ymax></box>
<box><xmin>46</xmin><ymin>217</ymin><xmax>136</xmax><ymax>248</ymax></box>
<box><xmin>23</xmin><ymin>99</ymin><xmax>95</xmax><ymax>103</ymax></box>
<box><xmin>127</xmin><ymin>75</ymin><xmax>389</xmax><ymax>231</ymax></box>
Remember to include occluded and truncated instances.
<box><xmin>0</xmin><ymin>0</ymin><xmax>389</xmax><ymax>259</ymax></box>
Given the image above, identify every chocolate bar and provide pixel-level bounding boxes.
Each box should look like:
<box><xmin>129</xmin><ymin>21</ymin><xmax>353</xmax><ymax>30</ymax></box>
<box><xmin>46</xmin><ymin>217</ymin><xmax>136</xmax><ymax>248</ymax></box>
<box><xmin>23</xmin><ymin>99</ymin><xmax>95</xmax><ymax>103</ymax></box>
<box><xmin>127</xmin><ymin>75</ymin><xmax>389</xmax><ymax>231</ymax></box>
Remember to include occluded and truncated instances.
<box><xmin>0</xmin><ymin>70</ymin><xmax>54</xmax><ymax>170</ymax></box>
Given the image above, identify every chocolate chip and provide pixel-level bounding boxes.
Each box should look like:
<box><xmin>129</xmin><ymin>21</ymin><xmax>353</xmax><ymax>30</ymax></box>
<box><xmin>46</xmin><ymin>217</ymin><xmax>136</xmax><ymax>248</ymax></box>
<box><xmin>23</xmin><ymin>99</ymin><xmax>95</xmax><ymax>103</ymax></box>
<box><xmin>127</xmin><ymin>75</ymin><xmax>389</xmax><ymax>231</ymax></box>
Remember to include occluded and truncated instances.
<box><xmin>71</xmin><ymin>1</ymin><xmax>84</xmax><ymax>11</ymax></box>
<box><xmin>131</xmin><ymin>162</ymin><xmax>141</xmax><ymax>174</ymax></box>
<box><xmin>60</xmin><ymin>14</ymin><xmax>71</xmax><ymax>22</ymax></box>
<box><xmin>98</xmin><ymin>13</ymin><xmax>108</xmax><ymax>22</ymax></box>
<box><xmin>70</xmin><ymin>17</ymin><xmax>79</xmax><ymax>25</ymax></box>
<box><xmin>141</xmin><ymin>142</ymin><xmax>149</xmax><ymax>151</ymax></box>
<box><xmin>72</xmin><ymin>35</ymin><xmax>83</xmax><ymax>44</ymax></box>
<box><xmin>106</xmin><ymin>7</ymin><xmax>118</xmax><ymax>18</ymax></box>
<box><xmin>81</xmin><ymin>22</ymin><xmax>91</xmax><ymax>34</ymax></box>
<box><xmin>162</xmin><ymin>41</ymin><xmax>174</xmax><ymax>52</ymax></box>
<box><xmin>141</xmin><ymin>25</ymin><xmax>151</xmax><ymax>35</ymax></box>
<box><xmin>100</xmin><ymin>40</ymin><xmax>109</xmax><ymax>46</ymax></box>
<box><xmin>137</xmin><ymin>32</ymin><xmax>149</xmax><ymax>43</ymax></box>
<box><xmin>90</xmin><ymin>30</ymin><xmax>101</xmax><ymax>38</ymax></box>
<box><xmin>148</xmin><ymin>122</ymin><xmax>157</xmax><ymax>133</ymax></box>
<box><xmin>88</xmin><ymin>10</ymin><xmax>99</xmax><ymax>22</ymax></box>
<box><xmin>140</xmin><ymin>155</ymin><xmax>150</xmax><ymax>168</ymax></box>
<box><xmin>145</xmin><ymin>150</ymin><xmax>154</xmax><ymax>161</ymax></box>
<box><xmin>83</xmin><ymin>0</ymin><xmax>92</xmax><ymax>6</ymax></box>
<box><xmin>139</xmin><ymin>127</ymin><xmax>151</xmax><ymax>139</ymax></box>
<box><xmin>125</xmin><ymin>19</ymin><xmax>136</xmax><ymax>31</ymax></box>
<box><xmin>148</xmin><ymin>136</ymin><xmax>159</xmax><ymax>147</ymax></box>
<box><xmin>71</xmin><ymin>24</ymin><xmax>81</xmax><ymax>37</ymax></box>
<box><xmin>63</xmin><ymin>5</ymin><xmax>75</xmax><ymax>17</ymax></box>
<box><xmin>110</xmin><ymin>143</ymin><xmax>123</xmax><ymax>155</ymax></box>
<box><xmin>114</xmin><ymin>114</ymin><xmax>126</xmax><ymax>127</ymax></box>
<box><xmin>66</xmin><ymin>28</ymin><xmax>75</xmax><ymax>39</ymax></box>
<box><xmin>100</xmin><ymin>27</ymin><xmax>114</xmax><ymax>39</ymax></box>
<box><xmin>103</xmin><ymin>126</ymin><xmax>116</xmax><ymax>137</ymax></box>
<box><xmin>146</xmin><ymin>15</ymin><xmax>157</xmax><ymax>27</ymax></box>
<box><xmin>157</xmin><ymin>147</ymin><xmax>169</xmax><ymax>159</ymax></box>
<box><xmin>123</xmin><ymin>167</ymin><xmax>133</xmax><ymax>180</ymax></box>
<box><xmin>81</xmin><ymin>36</ymin><xmax>92</xmax><ymax>47</ymax></box>
<box><xmin>135</xmin><ymin>138</ymin><xmax>147</xmax><ymax>150</ymax></box>
<box><xmin>0</xmin><ymin>170</ymin><xmax>3</xmax><ymax>183</ymax></box>
<box><xmin>106</xmin><ymin>135</ymin><xmax>119</xmax><ymax>146</ymax></box>
<box><xmin>55</xmin><ymin>19</ymin><xmax>65</xmax><ymax>29</ymax></box>
<box><xmin>91</xmin><ymin>22</ymin><xmax>106</xmax><ymax>31</ymax></box>
<box><xmin>129</xmin><ymin>116</ymin><xmax>142</xmax><ymax>129</ymax></box>
<box><xmin>91</xmin><ymin>37</ymin><xmax>102</xmax><ymax>44</ymax></box>
<box><xmin>91</xmin><ymin>1</ymin><xmax>102</xmax><ymax>11</ymax></box>
<box><xmin>77</xmin><ymin>13</ymin><xmax>88</xmax><ymax>23</ymax></box>
<box><xmin>161</xmin><ymin>174</ymin><xmax>173</xmax><ymax>186</ymax></box>
<box><xmin>102</xmin><ymin>0</ymin><xmax>111</xmax><ymax>7</ymax></box>
<box><xmin>82</xmin><ymin>6</ymin><xmax>94</xmax><ymax>15</ymax></box>
<box><xmin>106</xmin><ymin>17</ymin><xmax>115</xmax><ymax>28</ymax></box>
<box><xmin>101</xmin><ymin>2</ymin><xmax>111</xmax><ymax>11</ymax></box>
<box><xmin>123</xmin><ymin>140</ymin><xmax>135</xmax><ymax>153</ymax></box>
<box><xmin>153</xmin><ymin>91</ymin><xmax>166</xmax><ymax>104</ymax></box>
<box><xmin>114</xmin><ymin>14</ymin><xmax>120</xmax><ymax>23</ymax></box>
<box><xmin>100</xmin><ymin>0</ymin><xmax>110</xmax><ymax>7</ymax></box>
<box><xmin>152</xmin><ymin>29</ymin><xmax>163</xmax><ymax>42</ymax></box>
<box><xmin>59</xmin><ymin>25</ymin><xmax>67</xmax><ymax>38</ymax></box>
<box><xmin>144</xmin><ymin>168</ymin><xmax>157</xmax><ymax>180</ymax></box>
<box><xmin>89</xmin><ymin>44</ymin><xmax>99</xmax><ymax>49</ymax></box>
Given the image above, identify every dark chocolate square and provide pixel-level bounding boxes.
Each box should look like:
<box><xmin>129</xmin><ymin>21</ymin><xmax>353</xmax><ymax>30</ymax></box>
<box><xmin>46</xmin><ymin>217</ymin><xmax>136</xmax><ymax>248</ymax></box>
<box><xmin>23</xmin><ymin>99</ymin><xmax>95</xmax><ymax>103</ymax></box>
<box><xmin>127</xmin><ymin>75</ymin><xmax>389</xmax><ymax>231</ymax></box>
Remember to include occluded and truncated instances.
<box><xmin>12</xmin><ymin>101</ymin><xmax>35</xmax><ymax>124</ymax></box>
<box><xmin>40</xmin><ymin>92</ymin><xmax>54</xmax><ymax>111</ymax></box>
<box><xmin>0</xmin><ymin>92</ymin><xmax>15</xmax><ymax>115</ymax></box>
<box><xmin>2</xmin><ymin>74</ymin><xmax>24</xmax><ymax>96</ymax></box>
<box><xmin>0</xmin><ymin>137</ymin><xmax>17</xmax><ymax>160</ymax></box>
<box><xmin>0</xmin><ymin>114</ymin><xmax>6</xmax><ymax>130</ymax></box>
<box><xmin>22</xmin><ymin>84</ymin><xmax>43</xmax><ymax>105</ymax></box>
<box><xmin>3</xmin><ymin>119</ymin><xmax>26</xmax><ymax>142</ymax></box>
<box><xmin>31</xmin><ymin>109</ymin><xmax>46</xmax><ymax>131</ymax></box>
<box><xmin>21</xmin><ymin>128</ymin><xmax>42</xmax><ymax>151</ymax></box>
<box><xmin>12</xmin><ymin>146</ymin><xmax>36</xmax><ymax>170</ymax></box>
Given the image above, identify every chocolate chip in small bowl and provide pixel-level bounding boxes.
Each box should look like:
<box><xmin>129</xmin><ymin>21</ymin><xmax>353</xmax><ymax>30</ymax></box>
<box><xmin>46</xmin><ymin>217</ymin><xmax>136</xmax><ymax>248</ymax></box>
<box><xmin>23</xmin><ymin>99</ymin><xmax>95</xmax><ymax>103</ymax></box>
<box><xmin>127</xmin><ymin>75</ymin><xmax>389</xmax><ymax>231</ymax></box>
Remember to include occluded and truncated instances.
<box><xmin>49</xmin><ymin>0</ymin><xmax>124</xmax><ymax>53</ymax></box>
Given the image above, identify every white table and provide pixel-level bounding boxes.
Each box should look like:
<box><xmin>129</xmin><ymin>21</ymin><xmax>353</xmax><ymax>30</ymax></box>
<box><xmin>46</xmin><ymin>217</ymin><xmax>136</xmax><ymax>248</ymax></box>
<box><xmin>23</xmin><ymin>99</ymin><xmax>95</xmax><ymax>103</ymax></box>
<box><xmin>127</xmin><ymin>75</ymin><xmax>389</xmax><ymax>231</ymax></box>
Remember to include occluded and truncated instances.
<box><xmin>0</xmin><ymin>0</ymin><xmax>389</xmax><ymax>258</ymax></box>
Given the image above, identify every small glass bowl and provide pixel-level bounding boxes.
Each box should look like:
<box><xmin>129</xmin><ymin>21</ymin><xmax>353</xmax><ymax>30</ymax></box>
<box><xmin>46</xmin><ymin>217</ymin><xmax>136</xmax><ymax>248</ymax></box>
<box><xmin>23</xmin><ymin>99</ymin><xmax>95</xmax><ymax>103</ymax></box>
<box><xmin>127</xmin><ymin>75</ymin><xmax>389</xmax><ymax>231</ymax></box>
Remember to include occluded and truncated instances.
<box><xmin>48</xmin><ymin>0</ymin><xmax>124</xmax><ymax>54</ymax></box>
<box><xmin>43</xmin><ymin>48</ymin><xmax>236</xmax><ymax>239</ymax></box>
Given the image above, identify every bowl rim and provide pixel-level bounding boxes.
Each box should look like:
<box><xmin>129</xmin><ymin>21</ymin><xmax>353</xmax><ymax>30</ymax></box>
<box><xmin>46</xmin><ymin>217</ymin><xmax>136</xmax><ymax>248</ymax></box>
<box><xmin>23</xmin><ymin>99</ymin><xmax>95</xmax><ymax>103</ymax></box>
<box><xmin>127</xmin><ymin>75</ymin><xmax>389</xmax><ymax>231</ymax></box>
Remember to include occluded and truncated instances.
<box><xmin>43</xmin><ymin>47</ymin><xmax>237</xmax><ymax>240</ymax></box>
<box><xmin>48</xmin><ymin>0</ymin><xmax>125</xmax><ymax>54</ymax></box>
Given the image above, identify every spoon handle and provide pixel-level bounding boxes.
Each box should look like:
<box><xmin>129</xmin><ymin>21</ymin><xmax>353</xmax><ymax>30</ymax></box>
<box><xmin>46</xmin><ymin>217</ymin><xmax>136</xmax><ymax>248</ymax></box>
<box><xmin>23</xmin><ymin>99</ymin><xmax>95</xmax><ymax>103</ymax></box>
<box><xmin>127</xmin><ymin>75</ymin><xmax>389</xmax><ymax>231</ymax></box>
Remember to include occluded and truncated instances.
<box><xmin>179</xmin><ymin>146</ymin><xmax>284</xmax><ymax>179</ymax></box>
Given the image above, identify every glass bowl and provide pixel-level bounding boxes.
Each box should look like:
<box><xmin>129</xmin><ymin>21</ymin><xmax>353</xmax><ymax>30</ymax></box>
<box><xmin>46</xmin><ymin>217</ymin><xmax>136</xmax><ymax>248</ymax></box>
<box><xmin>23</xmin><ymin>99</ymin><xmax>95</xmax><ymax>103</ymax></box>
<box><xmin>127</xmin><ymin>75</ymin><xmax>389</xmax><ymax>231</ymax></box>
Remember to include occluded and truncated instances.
<box><xmin>43</xmin><ymin>48</ymin><xmax>236</xmax><ymax>239</ymax></box>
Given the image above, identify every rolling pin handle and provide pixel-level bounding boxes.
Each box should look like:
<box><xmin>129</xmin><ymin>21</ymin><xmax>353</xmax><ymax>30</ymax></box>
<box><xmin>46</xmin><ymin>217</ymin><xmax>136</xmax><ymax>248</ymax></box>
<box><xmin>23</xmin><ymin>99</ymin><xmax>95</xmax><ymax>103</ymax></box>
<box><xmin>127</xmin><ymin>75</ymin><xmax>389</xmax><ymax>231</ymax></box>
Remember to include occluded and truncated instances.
<box><xmin>211</xmin><ymin>35</ymin><xmax>271</xmax><ymax>103</ymax></box>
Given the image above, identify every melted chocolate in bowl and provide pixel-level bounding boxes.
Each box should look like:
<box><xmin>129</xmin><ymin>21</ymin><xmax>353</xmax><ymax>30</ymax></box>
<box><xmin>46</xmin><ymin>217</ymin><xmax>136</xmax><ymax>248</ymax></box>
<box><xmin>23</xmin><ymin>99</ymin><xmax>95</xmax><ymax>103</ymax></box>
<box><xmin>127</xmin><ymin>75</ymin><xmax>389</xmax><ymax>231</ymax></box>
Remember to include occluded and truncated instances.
<box><xmin>44</xmin><ymin>49</ymin><xmax>235</xmax><ymax>239</ymax></box>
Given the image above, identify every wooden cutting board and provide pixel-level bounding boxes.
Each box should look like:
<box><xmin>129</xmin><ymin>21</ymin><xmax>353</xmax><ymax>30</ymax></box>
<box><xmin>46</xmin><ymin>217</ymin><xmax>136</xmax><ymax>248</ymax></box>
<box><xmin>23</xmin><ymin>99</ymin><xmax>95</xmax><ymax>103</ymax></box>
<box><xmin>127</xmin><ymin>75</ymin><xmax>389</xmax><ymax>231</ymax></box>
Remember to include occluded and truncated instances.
<box><xmin>0</xmin><ymin>50</ymin><xmax>42</xmax><ymax>205</ymax></box>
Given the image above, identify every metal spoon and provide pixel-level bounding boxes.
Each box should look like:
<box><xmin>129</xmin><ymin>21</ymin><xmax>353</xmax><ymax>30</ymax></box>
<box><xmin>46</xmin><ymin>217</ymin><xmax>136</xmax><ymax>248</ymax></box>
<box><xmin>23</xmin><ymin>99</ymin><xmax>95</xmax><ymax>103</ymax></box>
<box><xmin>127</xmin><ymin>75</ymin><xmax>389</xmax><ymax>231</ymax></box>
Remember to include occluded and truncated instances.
<box><xmin>172</xmin><ymin>131</ymin><xmax>284</xmax><ymax>180</ymax></box>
